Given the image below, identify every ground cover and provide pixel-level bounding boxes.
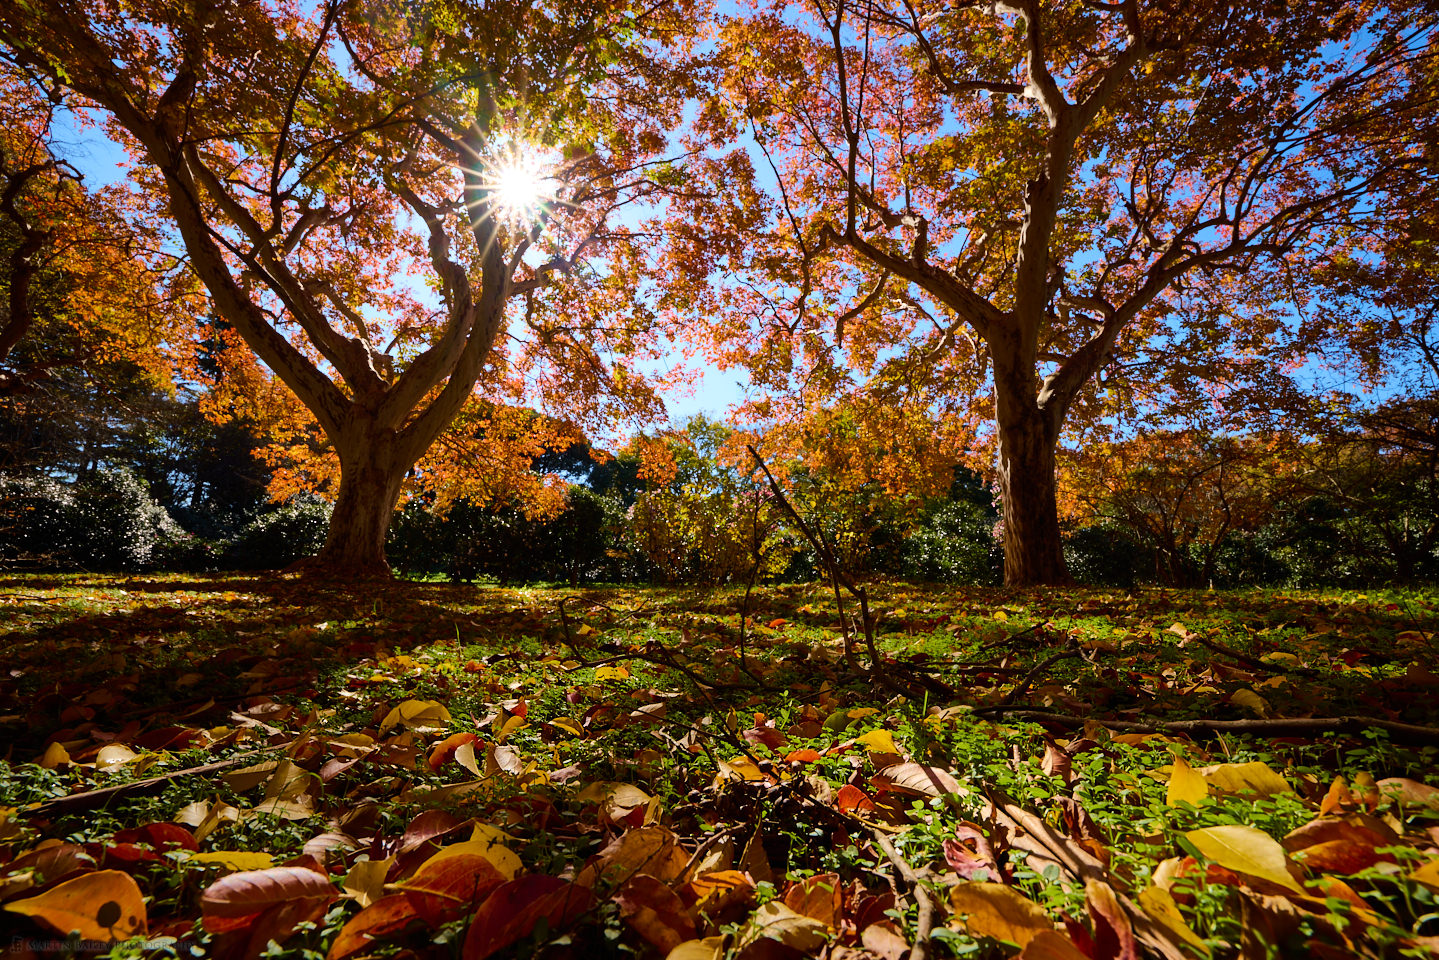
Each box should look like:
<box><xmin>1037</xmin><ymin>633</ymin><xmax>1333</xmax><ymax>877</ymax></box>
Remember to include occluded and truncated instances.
<box><xmin>1</xmin><ymin>574</ymin><xmax>1437</xmax><ymax>959</ymax></box>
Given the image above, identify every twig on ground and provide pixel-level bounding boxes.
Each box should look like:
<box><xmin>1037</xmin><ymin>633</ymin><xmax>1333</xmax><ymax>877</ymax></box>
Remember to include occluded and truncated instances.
<box><xmin>19</xmin><ymin>742</ymin><xmax>293</xmax><ymax>819</ymax></box>
<box><xmin>999</xmin><ymin>643</ymin><xmax>1082</xmax><ymax>706</ymax></box>
<box><xmin>968</xmin><ymin>709</ymin><xmax>1439</xmax><ymax>744</ymax></box>
<box><xmin>869</xmin><ymin>828</ymin><xmax>938</xmax><ymax>960</ymax></box>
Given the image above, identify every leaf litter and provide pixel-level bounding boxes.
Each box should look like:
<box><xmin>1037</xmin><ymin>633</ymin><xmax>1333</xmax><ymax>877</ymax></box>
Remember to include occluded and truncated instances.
<box><xmin>0</xmin><ymin>574</ymin><xmax>1437</xmax><ymax>958</ymax></box>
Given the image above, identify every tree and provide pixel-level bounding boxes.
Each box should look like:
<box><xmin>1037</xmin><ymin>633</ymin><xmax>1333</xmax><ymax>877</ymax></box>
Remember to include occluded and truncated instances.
<box><xmin>688</xmin><ymin>0</ymin><xmax>1439</xmax><ymax>584</ymax></box>
<box><xmin>1</xmin><ymin>0</ymin><xmax>696</xmax><ymax>576</ymax></box>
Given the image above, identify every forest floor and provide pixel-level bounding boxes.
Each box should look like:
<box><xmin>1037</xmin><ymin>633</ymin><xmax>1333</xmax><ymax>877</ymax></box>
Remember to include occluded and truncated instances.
<box><xmin>0</xmin><ymin>574</ymin><xmax>1437</xmax><ymax>960</ymax></box>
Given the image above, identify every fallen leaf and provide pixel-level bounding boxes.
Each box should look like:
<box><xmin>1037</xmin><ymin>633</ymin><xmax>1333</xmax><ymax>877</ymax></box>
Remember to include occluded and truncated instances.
<box><xmin>378</xmin><ymin>699</ymin><xmax>451</xmax><ymax>734</ymax></box>
<box><xmin>739</xmin><ymin>900</ymin><xmax>830</xmax><ymax>952</ymax></box>
<box><xmin>461</xmin><ymin>875</ymin><xmax>593</xmax><ymax>960</ymax></box>
<box><xmin>190</xmin><ymin>851</ymin><xmax>276</xmax><ymax>872</ymax></box>
<box><xmin>617</xmin><ymin>873</ymin><xmax>696</xmax><ymax>953</ymax></box>
<box><xmin>4</xmin><ymin>869</ymin><xmax>147</xmax><ymax>940</ymax></box>
<box><xmin>1019</xmin><ymin>930</ymin><xmax>1091</xmax><ymax>960</ymax></box>
<box><xmin>1197</xmin><ymin>762</ymin><xmax>1291</xmax><ymax>797</ymax></box>
<box><xmin>1137</xmin><ymin>885</ymin><xmax>1209</xmax><ymax>955</ymax></box>
<box><xmin>876</xmin><ymin>762</ymin><xmax>966</xmax><ymax>798</ymax></box>
<box><xmin>1166</xmin><ymin>756</ymin><xmax>1209</xmax><ymax>808</ymax></box>
<box><xmin>949</xmin><ymin>881</ymin><xmax>1053</xmax><ymax>947</ymax></box>
<box><xmin>1184</xmin><ymin>825</ymin><xmax>1302</xmax><ymax>893</ymax></box>
<box><xmin>782</xmin><ymin>872</ymin><xmax>841</xmax><ymax>927</ymax></box>
<box><xmin>665</xmin><ymin>937</ymin><xmax>725</xmax><ymax>960</ymax></box>
<box><xmin>201</xmin><ymin>865</ymin><xmax>335</xmax><ymax>919</ymax></box>
<box><xmin>341</xmin><ymin>858</ymin><xmax>393</xmax><ymax>908</ymax></box>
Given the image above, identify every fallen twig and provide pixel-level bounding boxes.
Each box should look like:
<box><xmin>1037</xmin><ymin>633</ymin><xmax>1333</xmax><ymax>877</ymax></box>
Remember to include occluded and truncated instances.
<box><xmin>969</xmin><ymin>709</ymin><xmax>1439</xmax><ymax>744</ymax></box>
<box><xmin>19</xmin><ymin>743</ymin><xmax>291</xmax><ymax>820</ymax></box>
<box><xmin>869</xmin><ymin>828</ymin><xmax>939</xmax><ymax>960</ymax></box>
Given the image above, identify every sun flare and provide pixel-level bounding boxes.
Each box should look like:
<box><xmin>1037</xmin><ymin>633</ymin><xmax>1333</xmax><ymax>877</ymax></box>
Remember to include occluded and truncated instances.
<box><xmin>482</xmin><ymin>146</ymin><xmax>557</xmax><ymax>227</ymax></box>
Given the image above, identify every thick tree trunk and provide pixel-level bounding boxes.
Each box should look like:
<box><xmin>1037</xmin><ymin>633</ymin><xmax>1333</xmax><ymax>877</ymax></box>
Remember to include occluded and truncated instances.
<box><xmin>313</xmin><ymin>420</ymin><xmax>412</xmax><ymax>578</ymax></box>
<box><xmin>995</xmin><ymin>404</ymin><xmax>1069</xmax><ymax>586</ymax></box>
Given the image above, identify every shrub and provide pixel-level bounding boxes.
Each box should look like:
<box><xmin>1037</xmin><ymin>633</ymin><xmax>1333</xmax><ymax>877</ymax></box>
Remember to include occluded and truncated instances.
<box><xmin>901</xmin><ymin>500</ymin><xmax>1002</xmax><ymax>584</ymax></box>
<box><xmin>222</xmin><ymin>494</ymin><xmax>331</xmax><ymax>570</ymax></box>
<box><xmin>0</xmin><ymin>469</ymin><xmax>182</xmax><ymax>571</ymax></box>
<box><xmin>1064</xmin><ymin>523</ymin><xmax>1145</xmax><ymax>588</ymax></box>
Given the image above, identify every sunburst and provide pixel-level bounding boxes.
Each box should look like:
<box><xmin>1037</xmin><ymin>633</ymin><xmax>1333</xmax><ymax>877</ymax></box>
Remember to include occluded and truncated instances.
<box><xmin>477</xmin><ymin>141</ymin><xmax>559</xmax><ymax>228</ymax></box>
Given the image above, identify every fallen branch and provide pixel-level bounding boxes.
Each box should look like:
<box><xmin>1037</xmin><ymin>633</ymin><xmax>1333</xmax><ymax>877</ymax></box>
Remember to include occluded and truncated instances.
<box><xmin>869</xmin><ymin>828</ymin><xmax>939</xmax><ymax>960</ymax></box>
<box><xmin>968</xmin><ymin>709</ymin><xmax>1439</xmax><ymax>744</ymax></box>
<box><xmin>1000</xmin><ymin>644</ymin><xmax>1082</xmax><ymax>707</ymax></box>
<box><xmin>19</xmin><ymin>743</ymin><xmax>291</xmax><ymax>820</ymax></box>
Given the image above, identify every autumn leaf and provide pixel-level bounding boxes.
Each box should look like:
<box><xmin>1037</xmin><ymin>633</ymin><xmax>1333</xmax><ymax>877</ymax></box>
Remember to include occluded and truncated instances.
<box><xmin>1166</xmin><ymin>756</ymin><xmax>1209</xmax><ymax>807</ymax></box>
<box><xmin>201</xmin><ymin>865</ymin><xmax>335</xmax><ymax>919</ymax></box>
<box><xmin>876</xmin><ymin>762</ymin><xmax>966</xmax><ymax>798</ymax></box>
<box><xmin>1184</xmin><ymin>825</ymin><xmax>1303</xmax><ymax>893</ymax></box>
<box><xmin>948</xmin><ymin>881</ymin><xmax>1054</xmax><ymax>947</ymax></box>
<box><xmin>5</xmin><ymin>869</ymin><xmax>147</xmax><ymax>940</ymax></box>
<box><xmin>461</xmin><ymin>875</ymin><xmax>594</xmax><ymax>960</ymax></box>
<box><xmin>617</xmin><ymin>874</ymin><xmax>696</xmax><ymax>953</ymax></box>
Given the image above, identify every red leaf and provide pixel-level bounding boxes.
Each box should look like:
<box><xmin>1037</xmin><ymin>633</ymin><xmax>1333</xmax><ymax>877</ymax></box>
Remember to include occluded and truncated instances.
<box><xmin>616</xmin><ymin>874</ymin><xmax>696</xmax><ymax>953</ymax></box>
<box><xmin>112</xmin><ymin>822</ymin><xmax>198</xmax><ymax>852</ymax></box>
<box><xmin>327</xmin><ymin>894</ymin><xmax>421</xmax><ymax>960</ymax></box>
<box><xmin>461</xmin><ymin>876</ymin><xmax>594</xmax><ymax>960</ymax></box>
<box><xmin>783</xmin><ymin>749</ymin><xmax>821</xmax><ymax>764</ymax></box>
<box><xmin>836</xmin><ymin>784</ymin><xmax>876</xmax><ymax>814</ymax></box>
<box><xmin>396</xmin><ymin>854</ymin><xmax>506</xmax><ymax>926</ymax></box>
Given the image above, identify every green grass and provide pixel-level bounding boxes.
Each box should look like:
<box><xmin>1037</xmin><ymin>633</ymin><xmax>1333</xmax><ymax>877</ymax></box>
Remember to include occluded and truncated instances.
<box><xmin>1</xmin><ymin>574</ymin><xmax>1437</xmax><ymax>959</ymax></box>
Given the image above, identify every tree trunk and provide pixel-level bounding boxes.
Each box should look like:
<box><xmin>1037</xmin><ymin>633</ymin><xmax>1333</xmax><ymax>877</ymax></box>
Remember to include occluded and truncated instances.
<box><xmin>313</xmin><ymin>419</ymin><xmax>411</xmax><ymax>578</ymax></box>
<box><xmin>995</xmin><ymin>404</ymin><xmax>1069</xmax><ymax>586</ymax></box>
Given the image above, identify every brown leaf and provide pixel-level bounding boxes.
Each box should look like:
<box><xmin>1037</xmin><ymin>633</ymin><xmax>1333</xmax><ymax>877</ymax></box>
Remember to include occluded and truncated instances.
<box><xmin>1085</xmin><ymin>879</ymin><xmax>1139</xmax><ymax>960</ymax></box>
<box><xmin>395</xmin><ymin>853</ymin><xmax>506</xmax><ymax>925</ymax></box>
<box><xmin>579</xmin><ymin>825</ymin><xmax>688</xmax><ymax>888</ymax></box>
<box><xmin>860</xmin><ymin>921</ymin><xmax>909</xmax><ymax>960</ymax></box>
<box><xmin>616</xmin><ymin>873</ymin><xmax>696</xmax><ymax>953</ymax></box>
<box><xmin>1019</xmin><ymin>930</ymin><xmax>1092</xmax><ymax>960</ymax></box>
<box><xmin>782</xmin><ymin>872</ymin><xmax>841</xmax><ymax>927</ymax></box>
<box><xmin>201</xmin><ymin>865</ymin><xmax>335</xmax><ymax>920</ymax></box>
<box><xmin>1282</xmin><ymin>815</ymin><xmax>1399</xmax><ymax>873</ymax></box>
<box><xmin>875</xmin><ymin>762</ymin><xmax>966</xmax><ymax>798</ymax></box>
<box><xmin>326</xmin><ymin>894</ymin><xmax>420</xmax><ymax>960</ymax></box>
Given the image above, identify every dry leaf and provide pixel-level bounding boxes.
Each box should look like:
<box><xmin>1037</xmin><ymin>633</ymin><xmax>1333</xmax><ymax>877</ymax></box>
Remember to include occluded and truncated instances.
<box><xmin>4</xmin><ymin>869</ymin><xmax>147</xmax><ymax>940</ymax></box>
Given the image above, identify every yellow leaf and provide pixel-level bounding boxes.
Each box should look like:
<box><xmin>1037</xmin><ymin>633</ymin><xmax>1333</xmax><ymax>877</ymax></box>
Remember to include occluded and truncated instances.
<box><xmin>716</xmin><ymin>757</ymin><xmax>766</xmax><ymax>782</ymax></box>
<box><xmin>95</xmin><ymin>744</ymin><xmax>139</xmax><ymax>772</ymax></box>
<box><xmin>495</xmin><ymin>714</ymin><xmax>525</xmax><ymax>743</ymax></box>
<box><xmin>420</xmin><ymin>838</ymin><xmax>521</xmax><ymax>880</ymax></box>
<box><xmin>949</xmin><ymin>881</ymin><xmax>1054</xmax><ymax>947</ymax></box>
<box><xmin>341</xmin><ymin>858</ymin><xmax>393</xmax><ymax>908</ymax></box>
<box><xmin>38</xmin><ymin>742</ymin><xmax>70</xmax><ymax>769</ymax></box>
<box><xmin>4</xmin><ymin>870</ymin><xmax>146</xmax><ymax>940</ymax></box>
<box><xmin>454</xmin><ymin>741</ymin><xmax>482</xmax><ymax>776</ymax></box>
<box><xmin>740</xmin><ymin>901</ymin><xmax>830</xmax><ymax>951</ymax></box>
<box><xmin>1411</xmin><ymin>856</ymin><xmax>1439</xmax><ymax>893</ymax></box>
<box><xmin>665</xmin><ymin>937</ymin><xmax>725</xmax><ymax>960</ymax></box>
<box><xmin>1184</xmin><ymin>825</ymin><xmax>1302</xmax><ymax>892</ymax></box>
<box><xmin>189</xmin><ymin>851</ymin><xmax>275</xmax><ymax>872</ymax></box>
<box><xmin>550</xmin><ymin>718</ymin><xmax>584</xmax><ymax>738</ymax></box>
<box><xmin>378</xmin><ymin>699</ymin><xmax>451</xmax><ymax>735</ymax></box>
<box><xmin>1137</xmin><ymin>885</ymin><xmax>1209</xmax><ymax>955</ymax></box>
<box><xmin>595</xmin><ymin>665</ymin><xmax>630</xmax><ymax>682</ymax></box>
<box><xmin>855</xmin><ymin>730</ymin><xmax>898</xmax><ymax>754</ymax></box>
<box><xmin>1198</xmin><ymin>761</ymin><xmax>1291</xmax><ymax>797</ymax></box>
<box><xmin>1166</xmin><ymin>757</ymin><xmax>1209</xmax><ymax>808</ymax></box>
<box><xmin>1229</xmin><ymin>688</ymin><xmax>1269</xmax><ymax>717</ymax></box>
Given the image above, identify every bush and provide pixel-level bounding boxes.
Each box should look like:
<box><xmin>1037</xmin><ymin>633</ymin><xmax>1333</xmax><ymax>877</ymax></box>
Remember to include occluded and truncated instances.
<box><xmin>0</xmin><ymin>470</ymin><xmax>182</xmax><ymax>571</ymax></box>
<box><xmin>222</xmin><ymin>494</ymin><xmax>331</xmax><ymax>570</ymax></box>
<box><xmin>0</xmin><ymin>474</ymin><xmax>76</xmax><ymax>568</ymax></box>
<box><xmin>1064</xmin><ymin>523</ymin><xmax>1145</xmax><ymax>588</ymax></box>
<box><xmin>901</xmin><ymin>500</ymin><xmax>1002</xmax><ymax>584</ymax></box>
